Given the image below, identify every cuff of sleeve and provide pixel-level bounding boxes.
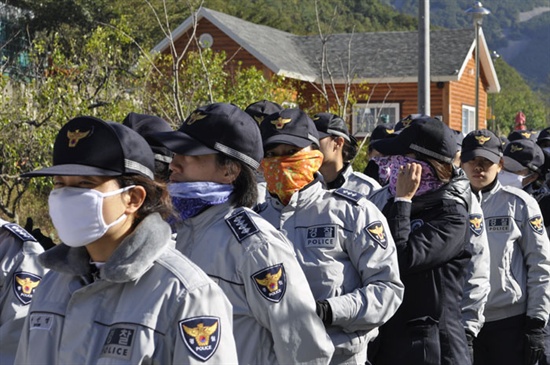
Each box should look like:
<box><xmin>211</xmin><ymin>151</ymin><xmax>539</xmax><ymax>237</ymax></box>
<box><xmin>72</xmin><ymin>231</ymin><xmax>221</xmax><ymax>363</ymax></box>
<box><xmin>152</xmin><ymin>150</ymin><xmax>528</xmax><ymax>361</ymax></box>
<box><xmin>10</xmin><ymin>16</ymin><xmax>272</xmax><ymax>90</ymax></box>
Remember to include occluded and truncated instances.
<box><xmin>525</xmin><ymin>317</ymin><xmax>546</xmax><ymax>331</ymax></box>
<box><xmin>394</xmin><ymin>197</ymin><xmax>412</xmax><ymax>203</ymax></box>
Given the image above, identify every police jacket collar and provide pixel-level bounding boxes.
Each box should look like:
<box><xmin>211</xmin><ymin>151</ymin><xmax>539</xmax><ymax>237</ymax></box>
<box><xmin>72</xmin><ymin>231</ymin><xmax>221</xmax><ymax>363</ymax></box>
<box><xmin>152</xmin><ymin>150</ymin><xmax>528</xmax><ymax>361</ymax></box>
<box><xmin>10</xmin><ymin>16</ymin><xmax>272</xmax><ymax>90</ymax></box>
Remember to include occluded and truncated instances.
<box><xmin>38</xmin><ymin>213</ymin><xmax>172</xmax><ymax>282</ymax></box>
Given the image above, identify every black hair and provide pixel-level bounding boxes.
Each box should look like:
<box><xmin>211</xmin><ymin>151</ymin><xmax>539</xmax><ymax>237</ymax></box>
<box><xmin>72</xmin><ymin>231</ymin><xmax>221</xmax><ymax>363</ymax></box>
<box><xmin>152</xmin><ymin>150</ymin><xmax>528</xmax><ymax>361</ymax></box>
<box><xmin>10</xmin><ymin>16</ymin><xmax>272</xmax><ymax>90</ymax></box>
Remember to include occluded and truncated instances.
<box><xmin>215</xmin><ymin>154</ymin><xmax>258</xmax><ymax>208</ymax></box>
<box><xmin>116</xmin><ymin>175</ymin><xmax>175</xmax><ymax>228</ymax></box>
<box><xmin>412</xmin><ymin>151</ymin><xmax>453</xmax><ymax>183</ymax></box>
<box><xmin>154</xmin><ymin>160</ymin><xmax>171</xmax><ymax>183</ymax></box>
<box><xmin>342</xmin><ymin>135</ymin><xmax>359</xmax><ymax>162</ymax></box>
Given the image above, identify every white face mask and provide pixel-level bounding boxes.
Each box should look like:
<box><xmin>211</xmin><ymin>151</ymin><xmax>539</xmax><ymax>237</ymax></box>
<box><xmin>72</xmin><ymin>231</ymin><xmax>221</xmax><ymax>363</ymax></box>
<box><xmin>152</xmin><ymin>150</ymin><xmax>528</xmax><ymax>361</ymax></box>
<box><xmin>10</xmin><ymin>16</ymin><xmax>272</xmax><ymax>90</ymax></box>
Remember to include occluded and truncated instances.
<box><xmin>48</xmin><ymin>185</ymin><xmax>134</xmax><ymax>247</ymax></box>
<box><xmin>498</xmin><ymin>170</ymin><xmax>525</xmax><ymax>189</ymax></box>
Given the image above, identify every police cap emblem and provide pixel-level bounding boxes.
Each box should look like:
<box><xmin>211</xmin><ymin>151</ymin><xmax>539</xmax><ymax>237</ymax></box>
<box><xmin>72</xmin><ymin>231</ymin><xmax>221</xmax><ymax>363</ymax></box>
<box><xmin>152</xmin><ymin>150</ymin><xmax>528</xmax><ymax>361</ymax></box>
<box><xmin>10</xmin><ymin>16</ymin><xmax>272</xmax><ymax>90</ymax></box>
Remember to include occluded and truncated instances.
<box><xmin>67</xmin><ymin>128</ymin><xmax>92</xmax><ymax>147</ymax></box>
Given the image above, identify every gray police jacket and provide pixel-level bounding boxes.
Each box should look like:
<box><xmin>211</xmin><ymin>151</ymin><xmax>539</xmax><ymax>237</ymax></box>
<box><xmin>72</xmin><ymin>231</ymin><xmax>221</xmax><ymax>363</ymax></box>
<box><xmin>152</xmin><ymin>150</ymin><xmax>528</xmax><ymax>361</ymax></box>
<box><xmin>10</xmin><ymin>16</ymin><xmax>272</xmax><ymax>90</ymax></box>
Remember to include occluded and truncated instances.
<box><xmin>461</xmin><ymin>191</ymin><xmax>491</xmax><ymax>336</ymax></box>
<box><xmin>15</xmin><ymin>213</ymin><xmax>238</xmax><ymax>365</ymax></box>
<box><xmin>0</xmin><ymin>219</ymin><xmax>47</xmax><ymax>365</ymax></box>
<box><xmin>480</xmin><ymin>181</ymin><xmax>550</xmax><ymax>323</ymax></box>
<box><xmin>257</xmin><ymin>180</ymin><xmax>404</xmax><ymax>356</ymax></box>
<box><xmin>175</xmin><ymin>203</ymin><xmax>334</xmax><ymax>365</ymax></box>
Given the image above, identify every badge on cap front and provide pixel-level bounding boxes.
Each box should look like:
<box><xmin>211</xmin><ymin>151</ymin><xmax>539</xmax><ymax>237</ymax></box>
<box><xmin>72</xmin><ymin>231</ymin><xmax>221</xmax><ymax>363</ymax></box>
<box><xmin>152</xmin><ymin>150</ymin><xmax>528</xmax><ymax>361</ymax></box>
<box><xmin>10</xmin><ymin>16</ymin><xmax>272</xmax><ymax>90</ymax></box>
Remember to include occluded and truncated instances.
<box><xmin>187</xmin><ymin>112</ymin><xmax>207</xmax><ymax>125</ymax></box>
<box><xmin>474</xmin><ymin>135</ymin><xmax>491</xmax><ymax>145</ymax></box>
<box><xmin>67</xmin><ymin>128</ymin><xmax>92</xmax><ymax>147</ymax></box>
<box><xmin>271</xmin><ymin>117</ymin><xmax>292</xmax><ymax>129</ymax></box>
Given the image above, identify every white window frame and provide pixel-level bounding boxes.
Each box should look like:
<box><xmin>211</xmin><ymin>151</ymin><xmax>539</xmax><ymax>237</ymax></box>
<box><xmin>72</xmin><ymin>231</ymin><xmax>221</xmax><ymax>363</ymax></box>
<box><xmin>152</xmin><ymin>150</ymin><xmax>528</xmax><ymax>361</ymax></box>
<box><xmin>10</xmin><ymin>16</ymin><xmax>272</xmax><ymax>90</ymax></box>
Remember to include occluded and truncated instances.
<box><xmin>462</xmin><ymin>105</ymin><xmax>475</xmax><ymax>134</ymax></box>
<box><xmin>352</xmin><ymin>103</ymin><xmax>400</xmax><ymax>137</ymax></box>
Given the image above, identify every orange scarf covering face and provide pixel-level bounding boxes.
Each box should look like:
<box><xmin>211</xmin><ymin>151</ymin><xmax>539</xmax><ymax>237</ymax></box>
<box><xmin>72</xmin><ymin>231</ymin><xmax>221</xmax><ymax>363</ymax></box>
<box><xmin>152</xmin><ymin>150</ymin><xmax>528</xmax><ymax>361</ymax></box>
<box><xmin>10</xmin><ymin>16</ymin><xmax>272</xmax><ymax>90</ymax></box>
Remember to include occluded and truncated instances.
<box><xmin>261</xmin><ymin>150</ymin><xmax>324</xmax><ymax>205</ymax></box>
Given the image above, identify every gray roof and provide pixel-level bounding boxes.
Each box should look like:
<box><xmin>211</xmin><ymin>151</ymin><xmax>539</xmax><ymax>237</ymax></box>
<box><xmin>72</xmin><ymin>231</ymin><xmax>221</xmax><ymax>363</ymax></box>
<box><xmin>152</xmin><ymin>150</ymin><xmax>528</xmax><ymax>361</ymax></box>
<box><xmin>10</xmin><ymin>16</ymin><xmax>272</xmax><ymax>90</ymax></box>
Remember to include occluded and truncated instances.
<box><xmin>153</xmin><ymin>7</ymin><xmax>499</xmax><ymax>92</ymax></box>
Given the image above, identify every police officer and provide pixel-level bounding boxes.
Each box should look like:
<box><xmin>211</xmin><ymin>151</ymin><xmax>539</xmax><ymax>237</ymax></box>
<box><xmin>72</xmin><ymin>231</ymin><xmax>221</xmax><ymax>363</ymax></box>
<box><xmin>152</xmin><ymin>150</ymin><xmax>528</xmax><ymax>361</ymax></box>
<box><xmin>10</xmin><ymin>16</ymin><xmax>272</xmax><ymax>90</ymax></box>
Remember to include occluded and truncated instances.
<box><xmin>363</xmin><ymin>123</ymin><xmax>396</xmax><ymax>186</ymax></box>
<box><xmin>461</xmin><ymin>129</ymin><xmax>550</xmax><ymax>365</ymax></box>
<box><xmin>16</xmin><ymin>116</ymin><xmax>238</xmax><ymax>364</ymax></box>
<box><xmin>153</xmin><ymin>103</ymin><xmax>334</xmax><ymax>365</ymax></box>
<box><xmin>312</xmin><ymin>112</ymin><xmax>381</xmax><ymax>195</ymax></box>
<box><xmin>500</xmin><ymin>136</ymin><xmax>550</xmax><ymax>365</ymax></box>
<box><xmin>257</xmin><ymin>108</ymin><xmax>404</xmax><ymax>365</ymax></box>
<box><xmin>245</xmin><ymin>99</ymin><xmax>283</xmax><ymax>125</ymax></box>
<box><xmin>244</xmin><ymin>100</ymin><xmax>285</xmax><ymax>204</ymax></box>
<box><xmin>0</xmin><ymin>219</ymin><xmax>46</xmax><ymax>365</ymax></box>
<box><xmin>536</xmin><ymin>128</ymin><xmax>550</xmax><ymax>234</ymax></box>
<box><xmin>122</xmin><ymin>112</ymin><xmax>174</xmax><ymax>182</ymax></box>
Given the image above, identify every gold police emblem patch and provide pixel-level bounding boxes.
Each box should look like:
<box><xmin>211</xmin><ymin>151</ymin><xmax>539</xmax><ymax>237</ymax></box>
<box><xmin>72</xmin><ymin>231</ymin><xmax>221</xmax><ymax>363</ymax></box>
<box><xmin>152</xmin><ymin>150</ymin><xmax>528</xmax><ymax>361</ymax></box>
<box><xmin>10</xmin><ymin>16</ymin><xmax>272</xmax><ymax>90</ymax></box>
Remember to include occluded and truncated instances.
<box><xmin>13</xmin><ymin>271</ymin><xmax>42</xmax><ymax>305</ymax></box>
<box><xmin>271</xmin><ymin>117</ymin><xmax>292</xmax><ymax>129</ymax></box>
<box><xmin>475</xmin><ymin>135</ymin><xmax>491</xmax><ymax>145</ymax></box>
<box><xmin>252</xmin><ymin>264</ymin><xmax>286</xmax><ymax>303</ymax></box>
<box><xmin>179</xmin><ymin>316</ymin><xmax>221</xmax><ymax>361</ymax></box>
<box><xmin>529</xmin><ymin>215</ymin><xmax>544</xmax><ymax>235</ymax></box>
<box><xmin>67</xmin><ymin>129</ymin><xmax>91</xmax><ymax>147</ymax></box>
<box><xmin>187</xmin><ymin>112</ymin><xmax>207</xmax><ymax>125</ymax></box>
<box><xmin>366</xmin><ymin>221</ymin><xmax>388</xmax><ymax>249</ymax></box>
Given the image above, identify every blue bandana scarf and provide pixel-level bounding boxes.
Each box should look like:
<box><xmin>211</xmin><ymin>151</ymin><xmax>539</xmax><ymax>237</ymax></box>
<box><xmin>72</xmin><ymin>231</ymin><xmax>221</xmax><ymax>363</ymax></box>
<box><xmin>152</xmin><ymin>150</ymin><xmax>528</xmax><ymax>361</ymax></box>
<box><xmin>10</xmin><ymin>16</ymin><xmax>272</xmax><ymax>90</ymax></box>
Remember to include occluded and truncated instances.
<box><xmin>168</xmin><ymin>182</ymin><xmax>233</xmax><ymax>221</ymax></box>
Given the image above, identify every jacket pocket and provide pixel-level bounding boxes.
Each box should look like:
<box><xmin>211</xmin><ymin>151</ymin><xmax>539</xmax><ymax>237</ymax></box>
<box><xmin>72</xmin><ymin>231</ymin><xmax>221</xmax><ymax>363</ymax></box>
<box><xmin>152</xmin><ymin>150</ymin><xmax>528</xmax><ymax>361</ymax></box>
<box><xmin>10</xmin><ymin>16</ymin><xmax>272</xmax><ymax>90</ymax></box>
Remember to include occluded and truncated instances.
<box><xmin>407</xmin><ymin>316</ymin><xmax>440</xmax><ymax>365</ymax></box>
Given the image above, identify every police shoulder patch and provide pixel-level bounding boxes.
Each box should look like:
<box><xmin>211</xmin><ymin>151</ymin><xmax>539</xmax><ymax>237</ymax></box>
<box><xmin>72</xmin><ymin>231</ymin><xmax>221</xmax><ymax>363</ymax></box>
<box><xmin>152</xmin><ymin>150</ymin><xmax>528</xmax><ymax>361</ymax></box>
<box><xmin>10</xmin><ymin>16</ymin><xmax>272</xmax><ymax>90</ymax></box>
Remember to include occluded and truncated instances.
<box><xmin>3</xmin><ymin>223</ymin><xmax>36</xmax><ymax>242</ymax></box>
<box><xmin>528</xmin><ymin>215</ymin><xmax>544</xmax><ymax>235</ymax></box>
<box><xmin>179</xmin><ymin>316</ymin><xmax>221</xmax><ymax>362</ymax></box>
<box><xmin>251</xmin><ymin>263</ymin><xmax>286</xmax><ymax>303</ymax></box>
<box><xmin>365</xmin><ymin>221</ymin><xmax>388</xmax><ymax>249</ymax></box>
<box><xmin>333</xmin><ymin>188</ymin><xmax>364</xmax><ymax>204</ymax></box>
<box><xmin>13</xmin><ymin>271</ymin><xmax>42</xmax><ymax>305</ymax></box>
<box><xmin>469</xmin><ymin>214</ymin><xmax>484</xmax><ymax>237</ymax></box>
<box><xmin>225</xmin><ymin>210</ymin><xmax>259</xmax><ymax>242</ymax></box>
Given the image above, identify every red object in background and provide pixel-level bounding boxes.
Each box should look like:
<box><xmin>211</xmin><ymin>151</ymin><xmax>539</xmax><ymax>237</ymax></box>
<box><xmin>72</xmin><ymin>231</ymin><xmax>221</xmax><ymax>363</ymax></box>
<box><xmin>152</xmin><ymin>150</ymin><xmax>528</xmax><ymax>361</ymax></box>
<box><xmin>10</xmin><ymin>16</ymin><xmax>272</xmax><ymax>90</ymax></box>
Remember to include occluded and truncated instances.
<box><xmin>514</xmin><ymin>111</ymin><xmax>526</xmax><ymax>130</ymax></box>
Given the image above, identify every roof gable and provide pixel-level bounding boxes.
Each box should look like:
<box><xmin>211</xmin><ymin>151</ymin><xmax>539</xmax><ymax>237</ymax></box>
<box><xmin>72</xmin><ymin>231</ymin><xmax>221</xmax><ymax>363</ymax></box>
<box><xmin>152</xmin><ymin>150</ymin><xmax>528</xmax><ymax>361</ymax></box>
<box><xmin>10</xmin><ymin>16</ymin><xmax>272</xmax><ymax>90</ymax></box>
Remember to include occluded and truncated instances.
<box><xmin>152</xmin><ymin>7</ymin><xmax>499</xmax><ymax>92</ymax></box>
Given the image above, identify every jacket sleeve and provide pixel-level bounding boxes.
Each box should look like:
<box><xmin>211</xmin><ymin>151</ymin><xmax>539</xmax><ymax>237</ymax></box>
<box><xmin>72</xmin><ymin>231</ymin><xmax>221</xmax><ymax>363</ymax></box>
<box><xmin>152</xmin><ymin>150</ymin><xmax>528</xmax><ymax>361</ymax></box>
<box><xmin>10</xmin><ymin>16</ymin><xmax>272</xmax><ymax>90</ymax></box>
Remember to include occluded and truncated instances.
<box><xmin>242</xmin><ymin>230</ymin><xmax>334</xmax><ymax>365</ymax></box>
<box><xmin>460</xmin><ymin>199</ymin><xmax>491</xmax><ymax>336</ymax></box>
<box><xmin>519</xmin><ymin>197</ymin><xmax>550</xmax><ymax>323</ymax></box>
<box><xmin>386</xmin><ymin>199</ymin><xmax>469</xmax><ymax>275</ymax></box>
<box><xmin>327</xmin><ymin>203</ymin><xmax>404</xmax><ymax>333</ymax></box>
<box><xmin>1</xmin><ymin>227</ymin><xmax>46</xmax><ymax>365</ymax></box>
<box><xmin>171</xmin><ymin>280</ymin><xmax>239</xmax><ymax>364</ymax></box>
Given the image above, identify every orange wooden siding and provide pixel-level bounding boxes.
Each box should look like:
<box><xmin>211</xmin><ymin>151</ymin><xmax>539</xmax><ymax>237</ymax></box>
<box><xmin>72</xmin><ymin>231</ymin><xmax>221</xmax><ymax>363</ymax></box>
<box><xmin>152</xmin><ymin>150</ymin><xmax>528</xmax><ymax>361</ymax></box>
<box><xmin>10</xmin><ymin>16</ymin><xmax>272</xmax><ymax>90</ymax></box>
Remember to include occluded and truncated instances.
<box><xmin>169</xmin><ymin>19</ymin><xmax>273</xmax><ymax>78</ymax></box>
<box><xmin>447</xmin><ymin>52</ymin><xmax>488</xmax><ymax>130</ymax></box>
<box><xmin>164</xmin><ymin>18</ymin><xmax>489</xmax><ymax>132</ymax></box>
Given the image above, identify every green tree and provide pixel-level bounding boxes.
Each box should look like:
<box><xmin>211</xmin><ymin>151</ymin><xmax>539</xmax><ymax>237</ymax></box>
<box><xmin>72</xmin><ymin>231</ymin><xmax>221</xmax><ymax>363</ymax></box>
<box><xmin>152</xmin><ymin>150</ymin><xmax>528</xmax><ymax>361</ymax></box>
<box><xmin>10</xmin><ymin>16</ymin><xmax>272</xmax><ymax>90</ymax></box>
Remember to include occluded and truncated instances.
<box><xmin>1</xmin><ymin>14</ymin><xmax>297</xmax><ymax>222</ymax></box>
<box><xmin>489</xmin><ymin>57</ymin><xmax>548</xmax><ymax>136</ymax></box>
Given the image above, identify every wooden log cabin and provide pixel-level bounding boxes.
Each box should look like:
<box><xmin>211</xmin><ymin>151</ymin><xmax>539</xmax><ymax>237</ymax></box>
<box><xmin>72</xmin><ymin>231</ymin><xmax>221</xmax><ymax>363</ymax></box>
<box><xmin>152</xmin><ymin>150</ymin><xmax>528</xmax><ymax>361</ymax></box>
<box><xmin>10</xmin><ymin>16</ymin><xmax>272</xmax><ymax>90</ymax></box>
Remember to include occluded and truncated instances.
<box><xmin>152</xmin><ymin>7</ymin><xmax>500</xmax><ymax>136</ymax></box>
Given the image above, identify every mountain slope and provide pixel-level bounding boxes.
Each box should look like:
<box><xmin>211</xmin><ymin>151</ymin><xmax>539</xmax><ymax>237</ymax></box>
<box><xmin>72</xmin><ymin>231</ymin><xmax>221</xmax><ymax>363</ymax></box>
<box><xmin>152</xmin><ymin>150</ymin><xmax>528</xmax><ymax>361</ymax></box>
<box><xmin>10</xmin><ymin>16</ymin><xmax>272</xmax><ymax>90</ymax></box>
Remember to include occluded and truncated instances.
<box><xmin>384</xmin><ymin>0</ymin><xmax>550</xmax><ymax>89</ymax></box>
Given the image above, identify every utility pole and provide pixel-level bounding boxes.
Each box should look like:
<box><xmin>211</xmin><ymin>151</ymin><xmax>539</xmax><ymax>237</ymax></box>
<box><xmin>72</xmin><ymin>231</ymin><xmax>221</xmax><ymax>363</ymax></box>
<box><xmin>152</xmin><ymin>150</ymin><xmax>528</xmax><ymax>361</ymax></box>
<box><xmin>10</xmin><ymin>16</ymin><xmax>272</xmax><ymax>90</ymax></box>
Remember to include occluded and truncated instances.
<box><xmin>418</xmin><ymin>0</ymin><xmax>430</xmax><ymax>115</ymax></box>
